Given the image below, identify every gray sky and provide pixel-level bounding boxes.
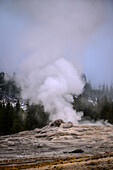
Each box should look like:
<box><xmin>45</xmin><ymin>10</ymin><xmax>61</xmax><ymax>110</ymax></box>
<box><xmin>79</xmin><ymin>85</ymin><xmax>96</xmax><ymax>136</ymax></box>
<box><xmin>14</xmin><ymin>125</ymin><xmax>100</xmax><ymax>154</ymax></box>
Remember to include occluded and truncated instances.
<box><xmin>0</xmin><ymin>0</ymin><xmax>113</xmax><ymax>86</ymax></box>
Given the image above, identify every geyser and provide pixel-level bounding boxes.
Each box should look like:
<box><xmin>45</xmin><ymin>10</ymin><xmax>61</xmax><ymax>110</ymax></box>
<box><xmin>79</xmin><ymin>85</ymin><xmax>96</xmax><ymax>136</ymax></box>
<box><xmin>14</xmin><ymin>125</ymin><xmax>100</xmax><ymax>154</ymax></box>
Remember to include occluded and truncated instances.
<box><xmin>19</xmin><ymin>57</ymin><xmax>84</xmax><ymax>123</ymax></box>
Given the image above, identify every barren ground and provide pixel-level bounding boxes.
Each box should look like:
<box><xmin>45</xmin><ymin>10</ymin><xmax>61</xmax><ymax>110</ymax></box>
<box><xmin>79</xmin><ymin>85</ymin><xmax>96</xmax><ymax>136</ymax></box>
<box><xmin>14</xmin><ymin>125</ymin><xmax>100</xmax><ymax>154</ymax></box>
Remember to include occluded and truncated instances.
<box><xmin>0</xmin><ymin>120</ymin><xmax>113</xmax><ymax>169</ymax></box>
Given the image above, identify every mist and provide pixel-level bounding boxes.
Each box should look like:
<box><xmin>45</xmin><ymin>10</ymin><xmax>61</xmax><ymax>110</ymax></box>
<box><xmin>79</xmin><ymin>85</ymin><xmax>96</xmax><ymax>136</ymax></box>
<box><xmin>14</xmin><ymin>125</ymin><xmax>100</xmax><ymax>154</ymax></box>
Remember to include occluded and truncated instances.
<box><xmin>0</xmin><ymin>0</ymin><xmax>113</xmax><ymax>122</ymax></box>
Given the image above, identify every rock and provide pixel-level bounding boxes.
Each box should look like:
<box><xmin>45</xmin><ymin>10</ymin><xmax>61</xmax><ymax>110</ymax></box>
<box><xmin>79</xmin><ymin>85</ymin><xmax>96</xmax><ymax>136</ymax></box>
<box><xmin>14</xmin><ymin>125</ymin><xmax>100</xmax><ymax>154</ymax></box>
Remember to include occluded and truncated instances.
<box><xmin>64</xmin><ymin>149</ymin><xmax>84</xmax><ymax>154</ymax></box>
<box><xmin>37</xmin><ymin>143</ymin><xmax>43</xmax><ymax>148</ymax></box>
<box><xmin>49</xmin><ymin>119</ymin><xmax>64</xmax><ymax>127</ymax></box>
<box><xmin>7</xmin><ymin>141</ymin><xmax>15</xmax><ymax>146</ymax></box>
<box><xmin>60</xmin><ymin>121</ymin><xmax>74</xmax><ymax>128</ymax></box>
<box><xmin>70</xmin><ymin>149</ymin><xmax>84</xmax><ymax>153</ymax></box>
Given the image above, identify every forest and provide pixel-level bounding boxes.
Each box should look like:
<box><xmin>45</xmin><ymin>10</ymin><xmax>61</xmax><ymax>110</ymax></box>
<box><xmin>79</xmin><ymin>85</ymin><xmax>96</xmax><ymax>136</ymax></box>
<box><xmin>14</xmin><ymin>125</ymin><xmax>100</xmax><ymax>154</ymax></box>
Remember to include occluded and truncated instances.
<box><xmin>0</xmin><ymin>72</ymin><xmax>113</xmax><ymax>135</ymax></box>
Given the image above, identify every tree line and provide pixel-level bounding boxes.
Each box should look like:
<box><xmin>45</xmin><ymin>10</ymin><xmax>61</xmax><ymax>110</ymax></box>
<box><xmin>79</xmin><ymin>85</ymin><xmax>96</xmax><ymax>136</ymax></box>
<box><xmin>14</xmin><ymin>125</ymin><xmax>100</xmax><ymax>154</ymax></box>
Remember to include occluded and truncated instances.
<box><xmin>73</xmin><ymin>74</ymin><xmax>113</xmax><ymax>124</ymax></box>
<box><xmin>0</xmin><ymin>101</ymin><xmax>49</xmax><ymax>135</ymax></box>
<box><xmin>73</xmin><ymin>95</ymin><xmax>113</xmax><ymax>124</ymax></box>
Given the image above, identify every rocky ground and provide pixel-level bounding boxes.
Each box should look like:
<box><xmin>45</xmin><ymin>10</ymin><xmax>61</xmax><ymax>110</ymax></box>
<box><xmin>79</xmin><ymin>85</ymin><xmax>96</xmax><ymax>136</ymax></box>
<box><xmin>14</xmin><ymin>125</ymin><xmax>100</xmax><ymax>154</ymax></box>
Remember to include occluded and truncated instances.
<box><xmin>0</xmin><ymin>119</ymin><xmax>113</xmax><ymax>169</ymax></box>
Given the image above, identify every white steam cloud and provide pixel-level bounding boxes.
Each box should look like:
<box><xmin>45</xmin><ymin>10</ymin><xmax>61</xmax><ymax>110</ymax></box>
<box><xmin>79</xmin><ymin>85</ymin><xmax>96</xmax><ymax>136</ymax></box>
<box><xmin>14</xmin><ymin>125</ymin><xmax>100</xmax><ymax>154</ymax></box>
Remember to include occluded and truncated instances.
<box><xmin>19</xmin><ymin>57</ymin><xmax>84</xmax><ymax>122</ymax></box>
<box><xmin>0</xmin><ymin>0</ymin><xmax>113</xmax><ymax>122</ymax></box>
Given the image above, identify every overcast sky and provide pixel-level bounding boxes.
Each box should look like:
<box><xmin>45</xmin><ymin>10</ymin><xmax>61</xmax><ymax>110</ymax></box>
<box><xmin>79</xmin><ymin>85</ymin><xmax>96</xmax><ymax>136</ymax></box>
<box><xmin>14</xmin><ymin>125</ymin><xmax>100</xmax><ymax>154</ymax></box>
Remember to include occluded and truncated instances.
<box><xmin>0</xmin><ymin>0</ymin><xmax>113</xmax><ymax>86</ymax></box>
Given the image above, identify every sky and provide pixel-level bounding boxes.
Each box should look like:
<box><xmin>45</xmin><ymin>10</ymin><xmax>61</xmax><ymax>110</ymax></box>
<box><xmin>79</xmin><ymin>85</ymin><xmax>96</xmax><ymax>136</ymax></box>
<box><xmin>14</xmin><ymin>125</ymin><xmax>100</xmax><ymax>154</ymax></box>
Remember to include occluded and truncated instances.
<box><xmin>0</xmin><ymin>0</ymin><xmax>113</xmax><ymax>86</ymax></box>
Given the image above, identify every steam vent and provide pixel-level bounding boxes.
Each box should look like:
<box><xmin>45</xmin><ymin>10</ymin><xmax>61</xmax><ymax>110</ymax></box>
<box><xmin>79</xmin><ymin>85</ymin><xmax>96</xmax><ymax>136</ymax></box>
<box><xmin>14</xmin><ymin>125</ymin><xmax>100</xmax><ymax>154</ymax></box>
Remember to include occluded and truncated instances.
<box><xmin>0</xmin><ymin>119</ymin><xmax>113</xmax><ymax>169</ymax></box>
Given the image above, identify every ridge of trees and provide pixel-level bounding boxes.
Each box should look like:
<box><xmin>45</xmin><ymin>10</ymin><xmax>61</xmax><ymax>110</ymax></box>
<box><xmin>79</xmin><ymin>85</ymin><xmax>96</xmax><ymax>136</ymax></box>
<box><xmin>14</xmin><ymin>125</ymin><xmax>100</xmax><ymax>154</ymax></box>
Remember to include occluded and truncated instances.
<box><xmin>0</xmin><ymin>72</ymin><xmax>49</xmax><ymax>135</ymax></box>
<box><xmin>0</xmin><ymin>72</ymin><xmax>21</xmax><ymax>98</ymax></box>
<box><xmin>72</xmin><ymin>74</ymin><xmax>113</xmax><ymax>124</ymax></box>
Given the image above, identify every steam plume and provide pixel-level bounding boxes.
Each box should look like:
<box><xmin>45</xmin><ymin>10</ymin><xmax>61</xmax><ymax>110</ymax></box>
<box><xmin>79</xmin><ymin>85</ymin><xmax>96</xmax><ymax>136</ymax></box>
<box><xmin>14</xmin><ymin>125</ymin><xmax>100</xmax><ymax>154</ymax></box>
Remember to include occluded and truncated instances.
<box><xmin>19</xmin><ymin>57</ymin><xmax>84</xmax><ymax>122</ymax></box>
<box><xmin>0</xmin><ymin>0</ymin><xmax>113</xmax><ymax>122</ymax></box>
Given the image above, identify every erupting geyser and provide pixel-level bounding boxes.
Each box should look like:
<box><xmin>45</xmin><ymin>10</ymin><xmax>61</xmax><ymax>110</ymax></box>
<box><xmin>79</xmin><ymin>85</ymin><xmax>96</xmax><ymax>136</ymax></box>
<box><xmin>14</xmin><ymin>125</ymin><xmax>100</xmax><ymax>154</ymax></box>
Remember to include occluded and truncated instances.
<box><xmin>19</xmin><ymin>57</ymin><xmax>84</xmax><ymax>123</ymax></box>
